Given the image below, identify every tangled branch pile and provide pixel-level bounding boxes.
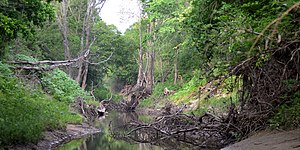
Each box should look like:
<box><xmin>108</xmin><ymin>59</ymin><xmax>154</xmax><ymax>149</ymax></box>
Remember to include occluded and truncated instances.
<box><xmin>228</xmin><ymin>2</ymin><xmax>300</xmax><ymax>137</ymax></box>
<box><xmin>229</xmin><ymin>40</ymin><xmax>300</xmax><ymax>137</ymax></box>
<box><xmin>110</xmin><ymin>112</ymin><xmax>234</xmax><ymax>149</ymax></box>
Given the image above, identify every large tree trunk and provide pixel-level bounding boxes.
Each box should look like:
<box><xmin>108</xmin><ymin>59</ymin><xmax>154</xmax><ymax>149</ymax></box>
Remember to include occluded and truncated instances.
<box><xmin>76</xmin><ymin>0</ymin><xmax>101</xmax><ymax>89</ymax></box>
<box><xmin>80</xmin><ymin>0</ymin><xmax>93</xmax><ymax>89</ymax></box>
<box><xmin>126</xmin><ymin>20</ymin><xmax>155</xmax><ymax>110</ymax></box>
<box><xmin>134</xmin><ymin>20</ymin><xmax>155</xmax><ymax>94</ymax></box>
<box><xmin>57</xmin><ymin>0</ymin><xmax>72</xmax><ymax>76</ymax></box>
<box><xmin>81</xmin><ymin>61</ymin><xmax>89</xmax><ymax>89</ymax></box>
<box><xmin>136</xmin><ymin>20</ymin><xmax>144</xmax><ymax>88</ymax></box>
<box><xmin>145</xmin><ymin>21</ymin><xmax>155</xmax><ymax>94</ymax></box>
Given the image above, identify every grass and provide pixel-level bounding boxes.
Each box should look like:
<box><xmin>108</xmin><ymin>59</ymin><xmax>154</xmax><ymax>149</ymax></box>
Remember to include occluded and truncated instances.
<box><xmin>139</xmin><ymin>80</ymin><xmax>182</xmax><ymax>108</ymax></box>
<box><xmin>139</xmin><ymin>98</ymin><xmax>155</xmax><ymax>108</ymax></box>
<box><xmin>171</xmin><ymin>76</ymin><xmax>207</xmax><ymax>104</ymax></box>
<box><xmin>187</xmin><ymin>77</ymin><xmax>241</xmax><ymax>116</ymax></box>
<box><xmin>188</xmin><ymin>94</ymin><xmax>239</xmax><ymax>116</ymax></box>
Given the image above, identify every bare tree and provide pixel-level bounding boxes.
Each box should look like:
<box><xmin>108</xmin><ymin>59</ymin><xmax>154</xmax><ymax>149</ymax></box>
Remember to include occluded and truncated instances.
<box><xmin>134</xmin><ymin>20</ymin><xmax>155</xmax><ymax>94</ymax></box>
<box><xmin>57</xmin><ymin>0</ymin><xmax>71</xmax><ymax>76</ymax></box>
<box><xmin>136</xmin><ymin>19</ymin><xmax>144</xmax><ymax>88</ymax></box>
<box><xmin>76</xmin><ymin>0</ymin><xmax>106</xmax><ymax>89</ymax></box>
<box><xmin>145</xmin><ymin>21</ymin><xmax>155</xmax><ymax>93</ymax></box>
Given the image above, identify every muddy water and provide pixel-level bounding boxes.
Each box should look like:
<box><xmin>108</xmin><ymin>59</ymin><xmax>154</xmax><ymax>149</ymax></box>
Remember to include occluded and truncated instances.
<box><xmin>57</xmin><ymin>111</ymin><xmax>163</xmax><ymax>150</ymax></box>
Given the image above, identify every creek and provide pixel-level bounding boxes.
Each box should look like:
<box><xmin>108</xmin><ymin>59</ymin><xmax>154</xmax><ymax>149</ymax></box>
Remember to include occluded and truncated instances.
<box><xmin>57</xmin><ymin>111</ymin><xmax>164</xmax><ymax>150</ymax></box>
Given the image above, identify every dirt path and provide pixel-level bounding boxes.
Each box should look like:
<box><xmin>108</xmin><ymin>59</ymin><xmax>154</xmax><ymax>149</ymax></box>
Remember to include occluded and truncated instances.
<box><xmin>222</xmin><ymin>128</ymin><xmax>300</xmax><ymax>150</ymax></box>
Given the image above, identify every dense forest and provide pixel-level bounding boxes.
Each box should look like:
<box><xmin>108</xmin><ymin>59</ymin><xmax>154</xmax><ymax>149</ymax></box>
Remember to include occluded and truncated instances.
<box><xmin>0</xmin><ymin>0</ymin><xmax>299</xmax><ymax>149</ymax></box>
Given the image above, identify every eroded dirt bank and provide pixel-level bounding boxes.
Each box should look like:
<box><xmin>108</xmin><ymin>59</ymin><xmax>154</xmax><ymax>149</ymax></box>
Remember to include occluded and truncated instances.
<box><xmin>222</xmin><ymin>128</ymin><xmax>300</xmax><ymax>150</ymax></box>
<box><xmin>8</xmin><ymin>124</ymin><xmax>100</xmax><ymax>150</ymax></box>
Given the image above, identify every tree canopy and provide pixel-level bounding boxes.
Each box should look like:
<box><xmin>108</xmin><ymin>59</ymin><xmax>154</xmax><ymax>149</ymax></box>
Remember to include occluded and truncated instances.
<box><xmin>0</xmin><ymin>0</ymin><xmax>55</xmax><ymax>49</ymax></box>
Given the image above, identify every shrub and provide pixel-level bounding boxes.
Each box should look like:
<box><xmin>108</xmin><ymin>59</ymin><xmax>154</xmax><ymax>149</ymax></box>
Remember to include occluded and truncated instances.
<box><xmin>0</xmin><ymin>62</ymin><xmax>82</xmax><ymax>146</ymax></box>
<box><xmin>41</xmin><ymin>69</ymin><xmax>90</xmax><ymax>103</ymax></box>
<box><xmin>270</xmin><ymin>92</ymin><xmax>300</xmax><ymax>129</ymax></box>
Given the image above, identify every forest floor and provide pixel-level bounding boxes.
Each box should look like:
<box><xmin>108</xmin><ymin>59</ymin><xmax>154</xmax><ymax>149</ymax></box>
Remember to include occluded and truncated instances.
<box><xmin>8</xmin><ymin>124</ymin><xmax>100</xmax><ymax>150</ymax></box>
<box><xmin>222</xmin><ymin>128</ymin><xmax>300</xmax><ymax>150</ymax></box>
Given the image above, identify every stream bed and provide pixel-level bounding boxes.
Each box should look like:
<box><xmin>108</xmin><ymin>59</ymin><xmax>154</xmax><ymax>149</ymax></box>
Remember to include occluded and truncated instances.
<box><xmin>57</xmin><ymin>111</ymin><xmax>164</xmax><ymax>150</ymax></box>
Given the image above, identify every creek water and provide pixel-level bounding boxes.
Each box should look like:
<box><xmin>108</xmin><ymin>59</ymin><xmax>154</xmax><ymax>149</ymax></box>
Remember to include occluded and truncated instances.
<box><xmin>57</xmin><ymin>111</ymin><xmax>164</xmax><ymax>150</ymax></box>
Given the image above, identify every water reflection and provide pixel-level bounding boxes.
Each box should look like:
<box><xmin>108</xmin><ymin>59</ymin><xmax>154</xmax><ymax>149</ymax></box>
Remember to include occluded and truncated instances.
<box><xmin>58</xmin><ymin>111</ymin><xmax>162</xmax><ymax>150</ymax></box>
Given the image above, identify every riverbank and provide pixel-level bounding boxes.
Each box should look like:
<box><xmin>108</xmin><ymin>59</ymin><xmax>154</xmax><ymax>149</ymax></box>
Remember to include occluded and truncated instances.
<box><xmin>222</xmin><ymin>128</ymin><xmax>300</xmax><ymax>150</ymax></box>
<box><xmin>7</xmin><ymin>124</ymin><xmax>100</xmax><ymax>150</ymax></box>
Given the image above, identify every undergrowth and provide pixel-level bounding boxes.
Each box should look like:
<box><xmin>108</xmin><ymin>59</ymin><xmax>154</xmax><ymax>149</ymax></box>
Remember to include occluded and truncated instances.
<box><xmin>139</xmin><ymin>80</ymin><xmax>182</xmax><ymax>108</ymax></box>
<box><xmin>188</xmin><ymin>76</ymin><xmax>241</xmax><ymax>116</ymax></box>
<box><xmin>270</xmin><ymin>79</ymin><xmax>300</xmax><ymax>129</ymax></box>
<box><xmin>189</xmin><ymin>94</ymin><xmax>239</xmax><ymax>116</ymax></box>
<box><xmin>0</xmin><ymin>62</ymin><xmax>82</xmax><ymax>147</ymax></box>
<box><xmin>41</xmin><ymin>69</ymin><xmax>91</xmax><ymax>103</ymax></box>
<box><xmin>171</xmin><ymin>76</ymin><xmax>207</xmax><ymax>103</ymax></box>
<box><xmin>93</xmin><ymin>86</ymin><xmax>123</xmax><ymax>102</ymax></box>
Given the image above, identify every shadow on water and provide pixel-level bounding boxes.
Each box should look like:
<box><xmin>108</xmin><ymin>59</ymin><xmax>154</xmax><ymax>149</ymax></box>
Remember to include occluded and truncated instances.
<box><xmin>57</xmin><ymin>111</ymin><xmax>163</xmax><ymax>150</ymax></box>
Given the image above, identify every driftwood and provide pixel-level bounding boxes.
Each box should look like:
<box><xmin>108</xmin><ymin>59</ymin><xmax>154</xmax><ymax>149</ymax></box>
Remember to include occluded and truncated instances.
<box><xmin>109</xmin><ymin>108</ymin><xmax>232</xmax><ymax>149</ymax></box>
<box><xmin>71</xmin><ymin>97</ymin><xmax>106</xmax><ymax>122</ymax></box>
<box><xmin>106</xmin><ymin>85</ymin><xmax>151</xmax><ymax>112</ymax></box>
<box><xmin>7</xmin><ymin>52</ymin><xmax>88</xmax><ymax>71</ymax></box>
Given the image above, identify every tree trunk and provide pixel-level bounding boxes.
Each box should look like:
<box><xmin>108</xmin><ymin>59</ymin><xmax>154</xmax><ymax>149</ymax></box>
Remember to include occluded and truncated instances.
<box><xmin>145</xmin><ymin>21</ymin><xmax>155</xmax><ymax>94</ymax></box>
<box><xmin>76</xmin><ymin>59</ymin><xmax>83</xmax><ymax>84</ymax></box>
<box><xmin>81</xmin><ymin>61</ymin><xmax>89</xmax><ymax>89</ymax></box>
<box><xmin>80</xmin><ymin>0</ymin><xmax>93</xmax><ymax>90</ymax></box>
<box><xmin>159</xmin><ymin>50</ymin><xmax>164</xmax><ymax>82</ymax></box>
<box><xmin>76</xmin><ymin>0</ymin><xmax>97</xmax><ymax>89</ymax></box>
<box><xmin>174</xmin><ymin>48</ymin><xmax>178</xmax><ymax>85</ymax></box>
<box><xmin>57</xmin><ymin>0</ymin><xmax>72</xmax><ymax>76</ymax></box>
<box><xmin>136</xmin><ymin>19</ymin><xmax>144</xmax><ymax>88</ymax></box>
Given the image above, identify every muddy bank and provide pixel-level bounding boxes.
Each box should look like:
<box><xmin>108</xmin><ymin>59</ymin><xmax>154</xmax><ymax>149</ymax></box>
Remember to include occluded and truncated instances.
<box><xmin>8</xmin><ymin>124</ymin><xmax>100</xmax><ymax>150</ymax></box>
<box><xmin>222</xmin><ymin>128</ymin><xmax>300</xmax><ymax>150</ymax></box>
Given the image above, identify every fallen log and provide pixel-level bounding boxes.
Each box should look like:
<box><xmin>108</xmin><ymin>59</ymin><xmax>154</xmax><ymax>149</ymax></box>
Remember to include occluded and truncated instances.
<box><xmin>7</xmin><ymin>52</ymin><xmax>113</xmax><ymax>71</ymax></box>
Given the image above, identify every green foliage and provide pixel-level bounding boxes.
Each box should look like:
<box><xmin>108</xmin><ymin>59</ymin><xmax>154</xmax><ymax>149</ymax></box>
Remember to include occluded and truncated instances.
<box><xmin>0</xmin><ymin>0</ymin><xmax>55</xmax><ymax>53</ymax></box>
<box><xmin>139</xmin><ymin>79</ymin><xmax>183</xmax><ymax>108</ymax></box>
<box><xmin>154</xmin><ymin>80</ymin><xmax>182</xmax><ymax>97</ymax></box>
<box><xmin>270</xmin><ymin>92</ymin><xmax>300</xmax><ymax>129</ymax></box>
<box><xmin>93</xmin><ymin>86</ymin><xmax>114</xmax><ymax>101</ymax></box>
<box><xmin>182</xmin><ymin>0</ymin><xmax>299</xmax><ymax>78</ymax></box>
<box><xmin>0</xmin><ymin>62</ymin><xmax>82</xmax><ymax>146</ymax></box>
<box><xmin>41</xmin><ymin>69</ymin><xmax>90</xmax><ymax>103</ymax></box>
<box><xmin>269</xmin><ymin>80</ymin><xmax>300</xmax><ymax>128</ymax></box>
<box><xmin>171</xmin><ymin>74</ymin><xmax>208</xmax><ymax>103</ymax></box>
<box><xmin>139</xmin><ymin>98</ymin><xmax>155</xmax><ymax>108</ymax></box>
<box><xmin>0</xmin><ymin>62</ymin><xmax>12</xmax><ymax>75</ymax></box>
<box><xmin>15</xmin><ymin>54</ymin><xmax>39</xmax><ymax>62</ymax></box>
<box><xmin>190</xmin><ymin>95</ymin><xmax>239</xmax><ymax>116</ymax></box>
